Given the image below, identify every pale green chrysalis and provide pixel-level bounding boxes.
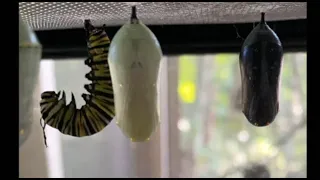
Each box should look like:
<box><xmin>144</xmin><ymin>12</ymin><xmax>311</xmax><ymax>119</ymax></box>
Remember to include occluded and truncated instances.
<box><xmin>108</xmin><ymin>6</ymin><xmax>162</xmax><ymax>142</ymax></box>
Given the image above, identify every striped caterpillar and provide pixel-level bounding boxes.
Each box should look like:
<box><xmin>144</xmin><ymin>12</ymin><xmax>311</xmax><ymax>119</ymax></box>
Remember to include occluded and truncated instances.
<box><xmin>39</xmin><ymin>20</ymin><xmax>115</xmax><ymax>147</ymax></box>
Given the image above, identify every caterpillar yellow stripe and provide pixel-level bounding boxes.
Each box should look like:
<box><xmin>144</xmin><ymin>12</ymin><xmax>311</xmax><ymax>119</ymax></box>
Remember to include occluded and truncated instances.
<box><xmin>39</xmin><ymin>20</ymin><xmax>115</xmax><ymax>147</ymax></box>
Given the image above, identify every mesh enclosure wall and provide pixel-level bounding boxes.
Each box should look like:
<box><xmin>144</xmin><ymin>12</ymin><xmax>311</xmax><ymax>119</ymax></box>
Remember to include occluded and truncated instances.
<box><xmin>19</xmin><ymin>2</ymin><xmax>306</xmax><ymax>30</ymax></box>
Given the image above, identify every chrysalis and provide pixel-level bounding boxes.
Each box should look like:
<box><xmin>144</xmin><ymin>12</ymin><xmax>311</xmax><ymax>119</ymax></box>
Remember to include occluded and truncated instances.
<box><xmin>108</xmin><ymin>6</ymin><xmax>162</xmax><ymax>142</ymax></box>
<box><xmin>19</xmin><ymin>14</ymin><xmax>42</xmax><ymax>147</ymax></box>
<box><xmin>239</xmin><ymin>12</ymin><xmax>283</xmax><ymax>126</ymax></box>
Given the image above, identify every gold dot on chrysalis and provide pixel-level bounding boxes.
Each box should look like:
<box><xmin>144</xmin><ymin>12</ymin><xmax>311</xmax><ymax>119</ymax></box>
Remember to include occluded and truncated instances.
<box><xmin>116</xmin><ymin>121</ymin><xmax>119</xmax><ymax>125</ymax></box>
<box><xmin>119</xmin><ymin>84</ymin><xmax>123</xmax><ymax>87</ymax></box>
<box><xmin>146</xmin><ymin>138</ymin><xmax>150</xmax><ymax>141</ymax></box>
<box><xmin>20</xmin><ymin>129</ymin><xmax>24</xmax><ymax>135</ymax></box>
<box><xmin>130</xmin><ymin>138</ymin><xmax>134</xmax><ymax>142</ymax></box>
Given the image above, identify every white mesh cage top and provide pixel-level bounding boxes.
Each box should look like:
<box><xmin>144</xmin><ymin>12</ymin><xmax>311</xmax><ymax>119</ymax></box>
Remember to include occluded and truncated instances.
<box><xmin>19</xmin><ymin>2</ymin><xmax>307</xmax><ymax>31</ymax></box>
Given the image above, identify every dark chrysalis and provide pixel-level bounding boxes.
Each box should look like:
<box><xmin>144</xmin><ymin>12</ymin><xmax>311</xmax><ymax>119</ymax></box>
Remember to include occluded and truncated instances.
<box><xmin>239</xmin><ymin>12</ymin><xmax>283</xmax><ymax>127</ymax></box>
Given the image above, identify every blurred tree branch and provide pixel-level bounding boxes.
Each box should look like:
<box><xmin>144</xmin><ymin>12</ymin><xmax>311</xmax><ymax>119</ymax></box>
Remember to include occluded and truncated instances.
<box><xmin>291</xmin><ymin>54</ymin><xmax>304</xmax><ymax>97</ymax></box>
<box><xmin>202</xmin><ymin>55</ymin><xmax>215</xmax><ymax>146</ymax></box>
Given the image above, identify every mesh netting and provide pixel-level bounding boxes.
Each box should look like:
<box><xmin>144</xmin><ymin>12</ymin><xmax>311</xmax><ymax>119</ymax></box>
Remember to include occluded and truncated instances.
<box><xmin>19</xmin><ymin>2</ymin><xmax>306</xmax><ymax>30</ymax></box>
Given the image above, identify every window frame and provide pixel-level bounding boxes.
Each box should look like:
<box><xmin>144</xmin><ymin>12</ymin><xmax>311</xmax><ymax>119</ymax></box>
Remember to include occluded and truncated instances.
<box><xmin>35</xmin><ymin>19</ymin><xmax>306</xmax><ymax>59</ymax></box>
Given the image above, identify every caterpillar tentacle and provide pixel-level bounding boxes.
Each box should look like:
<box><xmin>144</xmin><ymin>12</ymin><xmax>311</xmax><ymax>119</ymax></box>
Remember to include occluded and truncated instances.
<box><xmin>39</xmin><ymin>20</ymin><xmax>115</xmax><ymax>147</ymax></box>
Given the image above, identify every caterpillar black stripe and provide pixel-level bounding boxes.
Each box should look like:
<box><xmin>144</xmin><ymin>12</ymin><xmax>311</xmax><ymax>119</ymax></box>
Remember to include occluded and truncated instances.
<box><xmin>39</xmin><ymin>20</ymin><xmax>115</xmax><ymax>147</ymax></box>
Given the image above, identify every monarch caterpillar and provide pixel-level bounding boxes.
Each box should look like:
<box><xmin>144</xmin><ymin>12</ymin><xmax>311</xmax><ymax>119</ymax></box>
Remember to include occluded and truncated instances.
<box><xmin>39</xmin><ymin>20</ymin><xmax>115</xmax><ymax>146</ymax></box>
<box><xmin>108</xmin><ymin>6</ymin><xmax>163</xmax><ymax>142</ymax></box>
<box><xmin>239</xmin><ymin>12</ymin><xmax>283</xmax><ymax>127</ymax></box>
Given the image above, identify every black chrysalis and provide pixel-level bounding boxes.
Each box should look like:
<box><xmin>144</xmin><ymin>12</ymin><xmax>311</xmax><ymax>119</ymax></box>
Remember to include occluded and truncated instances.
<box><xmin>239</xmin><ymin>12</ymin><xmax>283</xmax><ymax>126</ymax></box>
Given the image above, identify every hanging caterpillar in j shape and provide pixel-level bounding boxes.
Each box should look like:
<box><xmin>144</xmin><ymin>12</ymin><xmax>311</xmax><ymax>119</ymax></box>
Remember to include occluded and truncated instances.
<box><xmin>39</xmin><ymin>20</ymin><xmax>115</xmax><ymax>147</ymax></box>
